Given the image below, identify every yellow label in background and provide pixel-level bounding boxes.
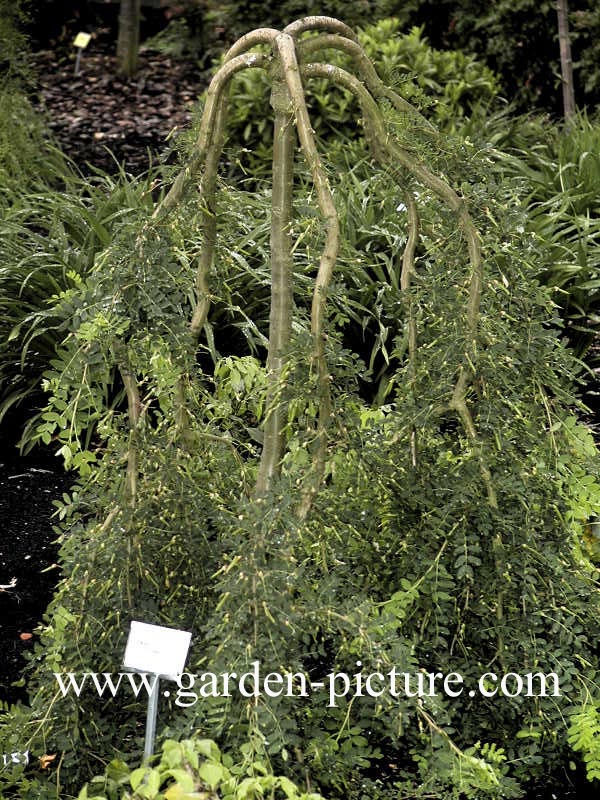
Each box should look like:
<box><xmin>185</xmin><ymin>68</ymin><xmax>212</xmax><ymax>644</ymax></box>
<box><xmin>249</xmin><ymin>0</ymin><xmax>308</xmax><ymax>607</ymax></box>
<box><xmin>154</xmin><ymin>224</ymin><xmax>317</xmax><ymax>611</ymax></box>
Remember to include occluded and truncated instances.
<box><xmin>73</xmin><ymin>32</ymin><xmax>91</xmax><ymax>49</ymax></box>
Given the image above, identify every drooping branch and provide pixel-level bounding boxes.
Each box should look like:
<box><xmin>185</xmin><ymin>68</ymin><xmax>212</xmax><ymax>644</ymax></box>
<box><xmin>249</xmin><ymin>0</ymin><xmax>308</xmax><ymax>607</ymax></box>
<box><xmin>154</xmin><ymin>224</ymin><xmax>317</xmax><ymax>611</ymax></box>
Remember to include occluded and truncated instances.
<box><xmin>166</xmin><ymin>79</ymin><xmax>229</xmax><ymax>437</ymax></box>
<box><xmin>223</xmin><ymin>28</ymin><xmax>279</xmax><ymax>61</ymax></box>
<box><xmin>152</xmin><ymin>53</ymin><xmax>268</xmax><ymax>223</ymax></box>
<box><xmin>190</xmin><ymin>97</ymin><xmax>228</xmax><ymax>341</ymax></box>
<box><xmin>149</xmin><ymin>53</ymin><xmax>267</xmax><ymax>439</ymax></box>
<box><xmin>276</xmin><ymin>34</ymin><xmax>340</xmax><ymax>517</ymax></box>
<box><xmin>300</xmin><ymin>62</ymin><xmax>482</xmax><ymax>356</ymax></box>
<box><xmin>297</xmin><ymin>34</ymin><xmax>437</xmax><ymax>135</ymax></box>
<box><xmin>401</xmin><ymin>192</ymin><xmax>419</xmax><ymax>467</ymax></box>
<box><xmin>283</xmin><ymin>16</ymin><xmax>358</xmax><ymax>40</ymax></box>
<box><xmin>301</xmin><ymin>62</ymin><xmax>496</xmax><ymax>506</ymax></box>
<box><xmin>255</xmin><ymin>68</ymin><xmax>296</xmax><ymax>496</ymax></box>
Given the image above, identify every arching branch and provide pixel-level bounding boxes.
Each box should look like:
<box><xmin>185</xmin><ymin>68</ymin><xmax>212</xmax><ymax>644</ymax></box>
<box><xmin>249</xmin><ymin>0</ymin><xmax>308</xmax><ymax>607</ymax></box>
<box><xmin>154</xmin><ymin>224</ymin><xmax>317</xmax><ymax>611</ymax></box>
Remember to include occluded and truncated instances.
<box><xmin>284</xmin><ymin>16</ymin><xmax>358</xmax><ymax>41</ymax></box>
<box><xmin>276</xmin><ymin>34</ymin><xmax>340</xmax><ymax>517</ymax></box>
<box><xmin>301</xmin><ymin>62</ymin><xmax>481</xmax><ymax>351</ymax></box>
<box><xmin>224</xmin><ymin>28</ymin><xmax>279</xmax><ymax>61</ymax></box>
<box><xmin>297</xmin><ymin>34</ymin><xmax>437</xmax><ymax>135</ymax></box>
<box><xmin>152</xmin><ymin>52</ymin><xmax>268</xmax><ymax>223</ymax></box>
<box><xmin>150</xmin><ymin>53</ymin><xmax>267</xmax><ymax>440</ymax></box>
<box><xmin>300</xmin><ymin>61</ymin><xmax>495</xmax><ymax>506</ymax></box>
<box><xmin>189</xmin><ymin>97</ymin><xmax>228</xmax><ymax>341</ymax></box>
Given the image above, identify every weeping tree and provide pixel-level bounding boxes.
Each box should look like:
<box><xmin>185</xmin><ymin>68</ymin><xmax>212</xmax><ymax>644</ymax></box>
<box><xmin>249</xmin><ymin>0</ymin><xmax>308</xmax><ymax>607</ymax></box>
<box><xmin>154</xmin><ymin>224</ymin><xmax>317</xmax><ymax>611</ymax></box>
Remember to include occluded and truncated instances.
<box><xmin>148</xmin><ymin>15</ymin><xmax>492</xmax><ymax>510</ymax></box>
<box><xmin>2</xmin><ymin>16</ymin><xmax>600</xmax><ymax>800</ymax></box>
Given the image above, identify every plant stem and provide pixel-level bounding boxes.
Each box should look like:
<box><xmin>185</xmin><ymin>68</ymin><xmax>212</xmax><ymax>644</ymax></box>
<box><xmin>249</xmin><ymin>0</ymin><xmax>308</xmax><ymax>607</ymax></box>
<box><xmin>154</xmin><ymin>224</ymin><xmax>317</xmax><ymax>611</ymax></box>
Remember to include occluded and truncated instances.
<box><xmin>401</xmin><ymin>192</ymin><xmax>419</xmax><ymax>467</ymax></box>
<box><xmin>118</xmin><ymin>363</ymin><xmax>140</xmax><ymax>507</ymax></box>
<box><xmin>255</xmin><ymin>71</ymin><xmax>295</xmax><ymax>495</ymax></box>
<box><xmin>277</xmin><ymin>34</ymin><xmax>340</xmax><ymax>517</ymax></box>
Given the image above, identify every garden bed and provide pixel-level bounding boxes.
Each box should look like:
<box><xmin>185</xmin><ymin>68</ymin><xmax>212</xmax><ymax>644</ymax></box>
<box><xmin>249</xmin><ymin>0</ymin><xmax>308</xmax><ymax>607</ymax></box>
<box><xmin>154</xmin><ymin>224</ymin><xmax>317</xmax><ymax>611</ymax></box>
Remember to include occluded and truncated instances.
<box><xmin>33</xmin><ymin>39</ymin><xmax>203</xmax><ymax>175</ymax></box>
<box><xmin>0</xmin><ymin>427</ymin><xmax>70</xmax><ymax>704</ymax></box>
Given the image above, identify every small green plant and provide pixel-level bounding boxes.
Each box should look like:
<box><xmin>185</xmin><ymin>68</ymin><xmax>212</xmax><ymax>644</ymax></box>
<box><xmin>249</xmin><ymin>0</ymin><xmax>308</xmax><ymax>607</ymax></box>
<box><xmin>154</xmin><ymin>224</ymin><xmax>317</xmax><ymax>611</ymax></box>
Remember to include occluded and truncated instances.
<box><xmin>568</xmin><ymin>699</ymin><xmax>600</xmax><ymax>782</ymax></box>
<box><xmin>76</xmin><ymin>738</ymin><xmax>324</xmax><ymax>800</ymax></box>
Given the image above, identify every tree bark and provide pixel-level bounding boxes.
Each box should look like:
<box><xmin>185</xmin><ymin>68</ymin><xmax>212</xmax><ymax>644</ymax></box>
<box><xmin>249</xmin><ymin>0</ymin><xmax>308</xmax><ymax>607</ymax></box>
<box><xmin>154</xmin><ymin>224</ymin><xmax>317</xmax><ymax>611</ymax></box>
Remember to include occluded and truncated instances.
<box><xmin>117</xmin><ymin>0</ymin><xmax>141</xmax><ymax>77</ymax></box>
<box><xmin>556</xmin><ymin>0</ymin><xmax>575</xmax><ymax>121</ymax></box>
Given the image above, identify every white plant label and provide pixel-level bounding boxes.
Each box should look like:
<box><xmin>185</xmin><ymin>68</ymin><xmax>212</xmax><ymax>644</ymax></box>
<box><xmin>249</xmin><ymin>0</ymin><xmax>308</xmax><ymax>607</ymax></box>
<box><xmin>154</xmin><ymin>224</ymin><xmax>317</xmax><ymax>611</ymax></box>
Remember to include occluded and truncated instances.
<box><xmin>123</xmin><ymin>621</ymin><xmax>192</xmax><ymax>680</ymax></box>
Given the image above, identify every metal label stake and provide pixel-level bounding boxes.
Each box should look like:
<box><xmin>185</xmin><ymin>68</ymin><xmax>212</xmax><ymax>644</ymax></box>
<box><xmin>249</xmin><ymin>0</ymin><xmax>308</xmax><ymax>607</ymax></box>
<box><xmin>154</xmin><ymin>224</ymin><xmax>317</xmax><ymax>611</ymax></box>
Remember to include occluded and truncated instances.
<box><xmin>73</xmin><ymin>32</ymin><xmax>92</xmax><ymax>76</ymax></box>
<box><xmin>143</xmin><ymin>674</ymin><xmax>160</xmax><ymax>763</ymax></box>
<box><xmin>122</xmin><ymin>621</ymin><xmax>192</xmax><ymax>764</ymax></box>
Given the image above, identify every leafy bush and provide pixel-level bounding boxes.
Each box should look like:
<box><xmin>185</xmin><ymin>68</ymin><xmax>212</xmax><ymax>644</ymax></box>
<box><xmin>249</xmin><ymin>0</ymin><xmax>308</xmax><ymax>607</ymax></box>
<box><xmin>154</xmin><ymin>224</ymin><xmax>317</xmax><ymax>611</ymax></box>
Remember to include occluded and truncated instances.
<box><xmin>0</xmin><ymin>163</ymin><xmax>161</xmax><ymax>437</ymax></box>
<box><xmin>1</xmin><ymin>16</ymin><xmax>599</xmax><ymax>800</ymax></box>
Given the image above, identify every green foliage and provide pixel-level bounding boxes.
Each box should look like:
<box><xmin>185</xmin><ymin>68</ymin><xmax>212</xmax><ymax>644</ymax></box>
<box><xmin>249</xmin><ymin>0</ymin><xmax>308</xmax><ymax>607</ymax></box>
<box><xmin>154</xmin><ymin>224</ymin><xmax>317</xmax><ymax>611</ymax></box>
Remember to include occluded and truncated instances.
<box><xmin>0</xmin><ymin>161</ymin><xmax>161</xmax><ymax>437</ymax></box>
<box><xmin>75</xmin><ymin>738</ymin><xmax>323</xmax><ymax>800</ymax></box>
<box><xmin>485</xmin><ymin>111</ymin><xmax>600</xmax><ymax>362</ymax></box>
<box><xmin>0</xmin><ymin>0</ymin><xmax>53</xmax><ymax>195</ymax></box>
<box><xmin>553</xmin><ymin>414</ymin><xmax>600</xmax><ymax>563</ymax></box>
<box><xmin>0</xmin><ymin>0</ymin><xmax>31</xmax><ymax>89</ymax></box>
<box><xmin>359</xmin><ymin>20</ymin><xmax>500</xmax><ymax>125</ymax></box>
<box><xmin>445</xmin><ymin>0</ymin><xmax>559</xmax><ymax>111</ymax></box>
<box><xmin>0</xmin><ymin>0</ymin><xmax>61</xmax><ymax>198</ymax></box>
<box><xmin>568</xmin><ymin>699</ymin><xmax>600</xmax><ymax>782</ymax></box>
<box><xmin>1</xmin><ymin>18</ymin><xmax>599</xmax><ymax>800</ymax></box>
<box><xmin>222</xmin><ymin>19</ymin><xmax>499</xmax><ymax>176</ymax></box>
<box><xmin>0</xmin><ymin>90</ymin><xmax>59</xmax><ymax>197</ymax></box>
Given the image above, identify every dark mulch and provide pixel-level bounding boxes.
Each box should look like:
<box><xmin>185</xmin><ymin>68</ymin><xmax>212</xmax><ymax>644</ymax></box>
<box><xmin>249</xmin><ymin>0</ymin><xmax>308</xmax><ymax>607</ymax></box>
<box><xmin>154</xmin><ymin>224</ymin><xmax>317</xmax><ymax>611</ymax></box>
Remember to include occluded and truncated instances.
<box><xmin>0</xmin><ymin>433</ymin><xmax>71</xmax><ymax>704</ymax></box>
<box><xmin>33</xmin><ymin>39</ymin><xmax>206</xmax><ymax>175</ymax></box>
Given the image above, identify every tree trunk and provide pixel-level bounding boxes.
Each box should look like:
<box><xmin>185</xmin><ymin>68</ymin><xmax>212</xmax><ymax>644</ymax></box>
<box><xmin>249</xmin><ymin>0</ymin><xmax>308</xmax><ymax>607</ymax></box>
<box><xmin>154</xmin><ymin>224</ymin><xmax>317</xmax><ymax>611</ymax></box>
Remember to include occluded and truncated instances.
<box><xmin>556</xmin><ymin>0</ymin><xmax>575</xmax><ymax>121</ymax></box>
<box><xmin>255</xmin><ymin>75</ymin><xmax>295</xmax><ymax>496</ymax></box>
<box><xmin>117</xmin><ymin>0</ymin><xmax>141</xmax><ymax>77</ymax></box>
